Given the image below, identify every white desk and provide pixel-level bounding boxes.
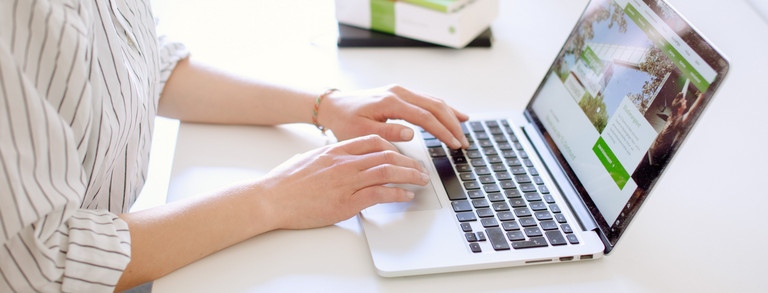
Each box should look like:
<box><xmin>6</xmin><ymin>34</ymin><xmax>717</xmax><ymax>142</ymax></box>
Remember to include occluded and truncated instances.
<box><xmin>148</xmin><ymin>0</ymin><xmax>768</xmax><ymax>292</ymax></box>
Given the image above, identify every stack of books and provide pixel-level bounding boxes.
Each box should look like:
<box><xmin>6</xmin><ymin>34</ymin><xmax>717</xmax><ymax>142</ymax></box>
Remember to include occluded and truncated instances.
<box><xmin>335</xmin><ymin>0</ymin><xmax>499</xmax><ymax>48</ymax></box>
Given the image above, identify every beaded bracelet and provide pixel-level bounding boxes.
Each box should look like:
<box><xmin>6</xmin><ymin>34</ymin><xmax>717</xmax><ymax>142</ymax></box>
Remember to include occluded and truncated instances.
<box><xmin>312</xmin><ymin>88</ymin><xmax>338</xmax><ymax>134</ymax></box>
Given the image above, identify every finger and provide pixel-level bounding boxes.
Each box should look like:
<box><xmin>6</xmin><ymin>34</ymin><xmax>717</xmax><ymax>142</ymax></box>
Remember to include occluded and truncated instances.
<box><xmin>366</xmin><ymin>120</ymin><xmax>415</xmax><ymax>142</ymax></box>
<box><xmin>388</xmin><ymin>87</ymin><xmax>468</xmax><ymax>148</ymax></box>
<box><xmin>356</xmin><ymin>164</ymin><xmax>429</xmax><ymax>189</ymax></box>
<box><xmin>349</xmin><ymin>185</ymin><xmax>417</xmax><ymax>211</ymax></box>
<box><xmin>374</xmin><ymin>97</ymin><xmax>462</xmax><ymax>149</ymax></box>
<box><xmin>353</xmin><ymin>149</ymin><xmax>426</xmax><ymax>174</ymax></box>
<box><xmin>334</xmin><ymin>134</ymin><xmax>398</xmax><ymax>156</ymax></box>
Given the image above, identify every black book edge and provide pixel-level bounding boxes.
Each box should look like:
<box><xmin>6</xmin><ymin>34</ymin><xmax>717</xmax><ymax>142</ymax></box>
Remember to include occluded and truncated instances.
<box><xmin>337</xmin><ymin>23</ymin><xmax>493</xmax><ymax>48</ymax></box>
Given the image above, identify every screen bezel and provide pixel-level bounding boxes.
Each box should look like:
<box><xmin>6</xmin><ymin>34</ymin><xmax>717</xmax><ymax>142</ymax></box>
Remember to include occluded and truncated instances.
<box><xmin>523</xmin><ymin>0</ymin><xmax>730</xmax><ymax>250</ymax></box>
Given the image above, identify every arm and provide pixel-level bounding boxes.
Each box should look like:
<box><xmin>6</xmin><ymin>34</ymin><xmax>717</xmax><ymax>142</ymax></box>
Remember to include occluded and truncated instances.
<box><xmin>116</xmin><ymin>135</ymin><xmax>428</xmax><ymax>290</ymax></box>
<box><xmin>158</xmin><ymin>57</ymin><xmax>470</xmax><ymax>148</ymax></box>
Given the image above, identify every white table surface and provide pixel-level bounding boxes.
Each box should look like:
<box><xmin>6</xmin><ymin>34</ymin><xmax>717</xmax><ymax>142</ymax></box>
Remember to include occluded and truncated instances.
<box><xmin>142</xmin><ymin>0</ymin><xmax>768</xmax><ymax>292</ymax></box>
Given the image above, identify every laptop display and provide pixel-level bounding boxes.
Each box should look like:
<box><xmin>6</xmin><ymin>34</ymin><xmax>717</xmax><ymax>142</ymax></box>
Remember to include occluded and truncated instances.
<box><xmin>359</xmin><ymin>0</ymin><xmax>728</xmax><ymax>276</ymax></box>
<box><xmin>525</xmin><ymin>0</ymin><xmax>729</xmax><ymax>248</ymax></box>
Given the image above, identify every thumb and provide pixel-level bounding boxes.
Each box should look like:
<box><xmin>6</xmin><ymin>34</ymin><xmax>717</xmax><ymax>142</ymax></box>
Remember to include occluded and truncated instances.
<box><xmin>375</xmin><ymin>122</ymin><xmax>415</xmax><ymax>142</ymax></box>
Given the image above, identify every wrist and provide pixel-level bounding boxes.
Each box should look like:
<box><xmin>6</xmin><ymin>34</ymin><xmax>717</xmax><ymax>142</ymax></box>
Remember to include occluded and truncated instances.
<box><xmin>312</xmin><ymin>88</ymin><xmax>338</xmax><ymax>134</ymax></box>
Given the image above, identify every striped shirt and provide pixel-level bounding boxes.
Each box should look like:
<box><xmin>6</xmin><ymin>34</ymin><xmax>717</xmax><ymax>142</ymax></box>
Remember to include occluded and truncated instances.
<box><xmin>0</xmin><ymin>0</ymin><xmax>187</xmax><ymax>291</ymax></box>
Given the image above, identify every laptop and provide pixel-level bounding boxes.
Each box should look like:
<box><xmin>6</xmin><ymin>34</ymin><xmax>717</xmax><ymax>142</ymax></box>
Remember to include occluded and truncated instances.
<box><xmin>359</xmin><ymin>0</ymin><xmax>729</xmax><ymax>277</ymax></box>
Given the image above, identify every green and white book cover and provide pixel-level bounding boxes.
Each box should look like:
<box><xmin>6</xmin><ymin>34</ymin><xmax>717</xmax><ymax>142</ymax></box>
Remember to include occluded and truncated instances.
<box><xmin>398</xmin><ymin>0</ymin><xmax>473</xmax><ymax>13</ymax></box>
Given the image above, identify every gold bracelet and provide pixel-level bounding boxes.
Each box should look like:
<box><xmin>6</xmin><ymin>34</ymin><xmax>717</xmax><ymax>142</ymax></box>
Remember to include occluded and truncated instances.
<box><xmin>312</xmin><ymin>88</ymin><xmax>338</xmax><ymax>134</ymax></box>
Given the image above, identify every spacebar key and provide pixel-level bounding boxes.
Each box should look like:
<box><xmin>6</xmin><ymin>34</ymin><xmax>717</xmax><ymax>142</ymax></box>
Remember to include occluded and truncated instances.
<box><xmin>432</xmin><ymin>157</ymin><xmax>466</xmax><ymax>200</ymax></box>
<box><xmin>485</xmin><ymin>227</ymin><xmax>511</xmax><ymax>250</ymax></box>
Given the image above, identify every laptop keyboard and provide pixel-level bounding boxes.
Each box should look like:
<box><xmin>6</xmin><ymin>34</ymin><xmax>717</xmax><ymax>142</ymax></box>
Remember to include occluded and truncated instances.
<box><xmin>423</xmin><ymin>120</ymin><xmax>579</xmax><ymax>253</ymax></box>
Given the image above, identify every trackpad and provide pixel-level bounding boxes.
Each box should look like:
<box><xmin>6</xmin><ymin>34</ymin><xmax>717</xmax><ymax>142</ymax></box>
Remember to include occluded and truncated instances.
<box><xmin>364</xmin><ymin>181</ymin><xmax>442</xmax><ymax>214</ymax></box>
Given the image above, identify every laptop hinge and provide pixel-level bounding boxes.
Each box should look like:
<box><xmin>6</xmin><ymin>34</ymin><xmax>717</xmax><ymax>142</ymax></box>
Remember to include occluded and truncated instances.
<box><xmin>520</xmin><ymin>123</ymin><xmax>600</xmax><ymax>233</ymax></box>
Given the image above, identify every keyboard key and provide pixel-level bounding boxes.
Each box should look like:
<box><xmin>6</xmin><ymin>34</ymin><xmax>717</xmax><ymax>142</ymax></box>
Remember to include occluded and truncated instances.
<box><xmin>484</xmin><ymin>120</ymin><xmax>499</xmax><ymax>128</ymax></box>
<box><xmin>495</xmin><ymin>172</ymin><xmax>512</xmax><ymax>181</ymax></box>
<box><xmin>520</xmin><ymin>184</ymin><xmax>538</xmax><ymax>193</ymax></box>
<box><xmin>511</xmin><ymin>237</ymin><xmax>548</xmax><ymax>249</ymax></box>
<box><xmin>491</xmin><ymin>164</ymin><xmax>507</xmax><ymax>172</ymax></box>
<box><xmin>476</xmin><ymin>231</ymin><xmax>487</xmax><ymax>242</ymax></box>
<box><xmin>483</xmin><ymin>184</ymin><xmax>501</xmax><ymax>193</ymax></box>
<box><xmin>540</xmin><ymin>220</ymin><xmax>558</xmax><ymax>230</ymax></box>
<box><xmin>539</xmin><ymin>185</ymin><xmax>550</xmax><ymax>194</ymax></box>
<box><xmin>470</xmin><ymin>159</ymin><xmax>487</xmax><ymax>167</ymax></box>
<box><xmin>497</xmin><ymin>211</ymin><xmax>515</xmax><ymax>221</ymax></box>
<box><xmin>561</xmin><ymin>224</ymin><xmax>573</xmax><ymax>234</ymax></box>
<box><xmin>485</xmin><ymin>228</ymin><xmax>511</xmax><ymax>250</ymax></box>
<box><xmin>528</xmin><ymin>167</ymin><xmax>539</xmax><ymax>176</ymax></box>
<box><xmin>509</xmin><ymin>166</ymin><xmax>527</xmax><ymax>175</ymax></box>
<box><xmin>555</xmin><ymin>213</ymin><xmax>568</xmax><ymax>223</ymax></box>
<box><xmin>506</xmin><ymin>158</ymin><xmax>522</xmax><ymax>166</ymax></box>
<box><xmin>471</xmin><ymin>199</ymin><xmax>490</xmax><ymax>208</ymax></box>
<box><xmin>456</xmin><ymin>212</ymin><xmax>477</xmax><ymax>222</ymax></box>
<box><xmin>524</xmin><ymin>192</ymin><xmax>542</xmax><ymax>201</ymax></box>
<box><xmin>470</xmin><ymin>121</ymin><xmax>484</xmax><ymax>132</ymax></box>
<box><xmin>513</xmin><ymin>208</ymin><xmax>532</xmax><ymax>217</ymax></box>
<box><xmin>545</xmin><ymin>230</ymin><xmax>568</xmax><ymax>246</ymax></box>
<box><xmin>514</xmin><ymin>175</ymin><xmax>531</xmax><ymax>183</ymax></box>
<box><xmin>474</xmin><ymin>167</ymin><xmax>491</xmax><ymax>175</ymax></box>
<box><xmin>468</xmin><ymin>190</ymin><xmax>485</xmax><ymax>199</ymax></box>
<box><xmin>532</xmin><ymin>176</ymin><xmax>545</xmax><ymax>185</ymax></box>
<box><xmin>481</xmin><ymin>218</ymin><xmax>499</xmax><ymax>227</ymax></box>
<box><xmin>459</xmin><ymin>172</ymin><xmax>476</xmax><ymax>181</ymax></box>
<box><xmin>469</xmin><ymin>242</ymin><xmax>482</xmax><ymax>253</ymax></box>
<box><xmin>464</xmin><ymin>181</ymin><xmax>481</xmax><ymax>190</ymax></box>
<box><xmin>460</xmin><ymin>222</ymin><xmax>473</xmax><ymax>232</ymax></box>
<box><xmin>487</xmin><ymin>155</ymin><xmax>503</xmax><ymax>164</ymax></box>
<box><xmin>535</xmin><ymin>211</ymin><xmax>554</xmax><ymax>221</ymax></box>
<box><xmin>543</xmin><ymin>194</ymin><xmax>556</xmax><ymax>203</ymax></box>
<box><xmin>549</xmin><ymin>204</ymin><xmax>561</xmax><ymax>213</ymax></box>
<box><xmin>465</xmin><ymin>232</ymin><xmax>478</xmax><ymax>242</ymax></box>
<box><xmin>566</xmin><ymin>234</ymin><xmax>580</xmax><ymax>244</ymax></box>
<box><xmin>424</xmin><ymin>139</ymin><xmax>442</xmax><ymax>148</ymax></box>
<box><xmin>432</xmin><ymin>157</ymin><xmax>466</xmax><ymax>200</ymax></box>
<box><xmin>452</xmin><ymin>156</ymin><xmax>468</xmax><ymax>164</ymax></box>
<box><xmin>478</xmin><ymin>175</ymin><xmax>495</xmax><ymax>184</ymax></box>
<box><xmin>451</xmin><ymin>200</ymin><xmax>472</xmax><ymax>212</ymax></box>
<box><xmin>476</xmin><ymin>208</ymin><xmax>494</xmax><ymax>218</ymax></box>
<box><xmin>530</xmin><ymin>202</ymin><xmax>548</xmax><ymax>211</ymax></box>
<box><xmin>428</xmin><ymin>147</ymin><xmax>447</xmax><ymax>157</ymax></box>
<box><xmin>501</xmin><ymin>221</ymin><xmax>520</xmax><ymax>231</ymax></box>
<box><xmin>506</xmin><ymin>231</ymin><xmax>526</xmax><ymax>241</ymax></box>
<box><xmin>487</xmin><ymin>192</ymin><xmax>505</xmax><ymax>202</ymax></box>
<box><xmin>499</xmin><ymin>181</ymin><xmax>516</xmax><ymax>189</ymax></box>
<box><xmin>492</xmin><ymin>202</ymin><xmax>510</xmax><ymax>211</ymax></box>
<box><xmin>456</xmin><ymin>164</ymin><xmax>471</xmax><ymax>172</ymax></box>
<box><xmin>519</xmin><ymin>217</ymin><xmax>537</xmax><ymax>227</ymax></box>
<box><xmin>524</xmin><ymin>227</ymin><xmax>543</xmax><ymax>237</ymax></box>
<box><xmin>501</xmin><ymin>150</ymin><xmax>517</xmax><ymax>158</ymax></box>
<box><xmin>509</xmin><ymin>198</ymin><xmax>526</xmax><ymax>208</ymax></box>
<box><xmin>504</xmin><ymin>189</ymin><xmax>522</xmax><ymax>198</ymax></box>
<box><xmin>466</xmin><ymin>150</ymin><xmax>483</xmax><ymax>158</ymax></box>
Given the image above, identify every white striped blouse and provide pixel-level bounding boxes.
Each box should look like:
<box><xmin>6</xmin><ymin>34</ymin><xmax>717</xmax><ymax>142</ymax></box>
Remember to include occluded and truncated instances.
<box><xmin>0</xmin><ymin>0</ymin><xmax>187</xmax><ymax>291</ymax></box>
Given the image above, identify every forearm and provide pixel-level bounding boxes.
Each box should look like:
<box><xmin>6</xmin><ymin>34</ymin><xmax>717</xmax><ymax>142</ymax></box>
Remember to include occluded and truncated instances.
<box><xmin>115</xmin><ymin>183</ymin><xmax>277</xmax><ymax>291</ymax></box>
<box><xmin>158</xmin><ymin>57</ymin><xmax>316</xmax><ymax>125</ymax></box>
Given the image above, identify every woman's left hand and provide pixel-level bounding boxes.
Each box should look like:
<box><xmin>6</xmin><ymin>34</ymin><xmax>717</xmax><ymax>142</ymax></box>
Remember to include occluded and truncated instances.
<box><xmin>317</xmin><ymin>85</ymin><xmax>470</xmax><ymax>149</ymax></box>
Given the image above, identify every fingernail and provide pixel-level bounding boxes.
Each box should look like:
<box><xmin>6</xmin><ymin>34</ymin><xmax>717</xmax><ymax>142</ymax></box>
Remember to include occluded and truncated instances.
<box><xmin>401</xmin><ymin>128</ymin><xmax>414</xmax><ymax>140</ymax></box>
<box><xmin>421</xmin><ymin>173</ymin><xmax>430</xmax><ymax>183</ymax></box>
<box><xmin>451</xmin><ymin>138</ymin><xmax>461</xmax><ymax>148</ymax></box>
<box><xmin>405</xmin><ymin>190</ymin><xmax>415</xmax><ymax>200</ymax></box>
<box><xmin>462</xmin><ymin>137</ymin><xmax>469</xmax><ymax>148</ymax></box>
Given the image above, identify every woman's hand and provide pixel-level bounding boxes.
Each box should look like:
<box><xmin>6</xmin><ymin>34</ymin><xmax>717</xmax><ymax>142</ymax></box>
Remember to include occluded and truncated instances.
<box><xmin>317</xmin><ymin>85</ymin><xmax>470</xmax><ymax>149</ymax></box>
<box><xmin>254</xmin><ymin>134</ymin><xmax>430</xmax><ymax>230</ymax></box>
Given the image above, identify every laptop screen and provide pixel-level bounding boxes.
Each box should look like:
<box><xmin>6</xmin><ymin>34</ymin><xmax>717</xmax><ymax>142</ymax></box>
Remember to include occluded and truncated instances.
<box><xmin>525</xmin><ymin>0</ymin><xmax>728</xmax><ymax>247</ymax></box>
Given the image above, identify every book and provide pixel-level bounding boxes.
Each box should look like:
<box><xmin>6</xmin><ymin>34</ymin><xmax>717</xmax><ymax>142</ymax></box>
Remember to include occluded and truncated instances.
<box><xmin>337</xmin><ymin>23</ymin><xmax>492</xmax><ymax>48</ymax></box>
<box><xmin>398</xmin><ymin>0</ymin><xmax>474</xmax><ymax>13</ymax></box>
<box><xmin>335</xmin><ymin>0</ymin><xmax>498</xmax><ymax>48</ymax></box>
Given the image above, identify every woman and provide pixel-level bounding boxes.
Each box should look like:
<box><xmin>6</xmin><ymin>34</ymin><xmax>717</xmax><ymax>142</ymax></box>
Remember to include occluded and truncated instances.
<box><xmin>0</xmin><ymin>0</ymin><xmax>469</xmax><ymax>291</ymax></box>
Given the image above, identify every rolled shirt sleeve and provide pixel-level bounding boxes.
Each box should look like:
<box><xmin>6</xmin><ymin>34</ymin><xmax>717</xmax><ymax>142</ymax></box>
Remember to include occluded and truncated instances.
<box><xmin>1</xmin><ymin>0</ymin><xmax>187</xmax><ymax>291</ymax></box>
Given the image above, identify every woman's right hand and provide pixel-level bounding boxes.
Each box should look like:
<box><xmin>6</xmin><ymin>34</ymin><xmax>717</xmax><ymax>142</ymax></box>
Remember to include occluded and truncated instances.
<box><xmin>251</xmin><ymin>134</ymin><xmax>430</xmax><ymax>230</ymax></box>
